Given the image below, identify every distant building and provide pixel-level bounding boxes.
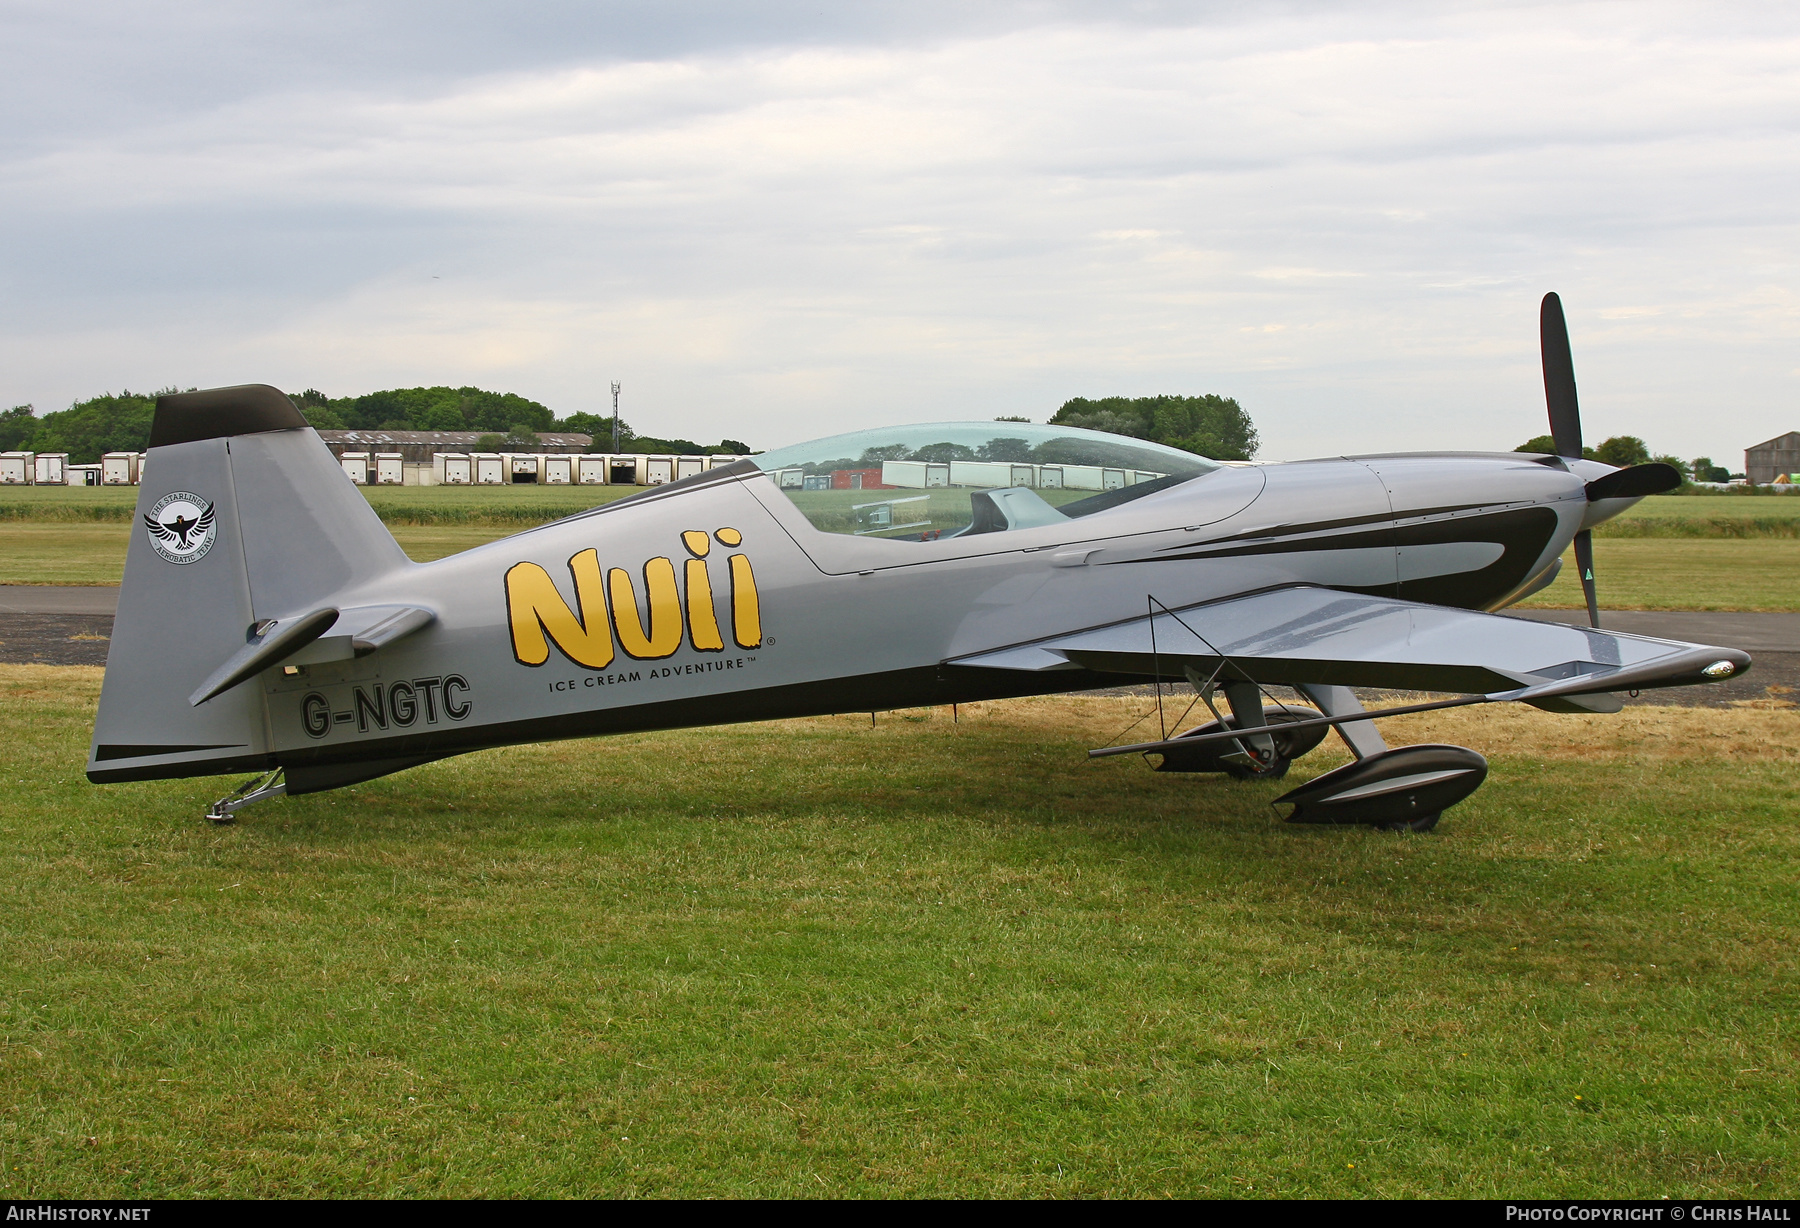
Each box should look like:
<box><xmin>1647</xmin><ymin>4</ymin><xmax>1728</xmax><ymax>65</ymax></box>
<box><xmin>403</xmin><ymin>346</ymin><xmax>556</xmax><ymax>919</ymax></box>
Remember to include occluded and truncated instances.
<box><xmin>316</xmin><ymin>430</ymin><xmax>592</xmax><ymax>464</ymax></box>
<box><xmin>1746</xmin><ymin>431</ymin><xmax>1800</xmax><ymax>485</ymax></box>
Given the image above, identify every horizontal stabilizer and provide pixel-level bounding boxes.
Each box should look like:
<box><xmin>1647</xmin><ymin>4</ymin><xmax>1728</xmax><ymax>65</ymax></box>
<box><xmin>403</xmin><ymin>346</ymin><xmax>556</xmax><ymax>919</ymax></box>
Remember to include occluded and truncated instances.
<box><xmin>947</xmin><ymin>586</ymin><xmax>1751</xmax><ymax>698</ymax></box>
<box><xmin>189</xmin><ymin>608</ymin><xmax>339</xmax><ymax>706</ymax></box>
<box><xmin>263</xmin><ymin>603</ymin><xmax>435</xmax><ymax>668</ymax></box>
<box><xmin>188</xmin><ymin>605</ymin><xmax>436</xmax><ymax>706</ymax></box>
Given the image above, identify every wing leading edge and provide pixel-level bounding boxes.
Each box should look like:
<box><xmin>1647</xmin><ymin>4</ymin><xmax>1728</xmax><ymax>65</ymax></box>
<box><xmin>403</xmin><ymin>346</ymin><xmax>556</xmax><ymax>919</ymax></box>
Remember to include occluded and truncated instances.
<box><xmin>945</xmin><ymin>586</ymin><xmax>1750</xmax><ymax>705</ymax></box>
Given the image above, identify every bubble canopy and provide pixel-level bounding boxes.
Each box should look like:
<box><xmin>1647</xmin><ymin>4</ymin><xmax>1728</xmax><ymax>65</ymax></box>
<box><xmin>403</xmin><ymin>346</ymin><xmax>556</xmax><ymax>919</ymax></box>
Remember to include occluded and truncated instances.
<box><xmin>751</xmin><ymin>421</ymin><xmax>1222</xmax><ymax>541</ymax></box>
<box><xmin>753</xmin><ymin>421</ymin><xmax>1218</xmax><ymax>477</ymax></box>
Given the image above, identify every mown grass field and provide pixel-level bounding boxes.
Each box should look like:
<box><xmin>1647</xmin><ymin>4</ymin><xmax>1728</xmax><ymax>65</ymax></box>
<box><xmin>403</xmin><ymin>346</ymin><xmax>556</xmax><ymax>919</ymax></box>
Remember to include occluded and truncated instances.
<box><xmin>1</xmin><ymin>666</ymin><xmax>1795</xmax><ymax>1197</ymax></box>
<box><xmin>1514</xmin><ymin>539</ymin><xmax>1800</xmax><ymax>612</ymax></box>
<box><xmin>1</xmin><ymin>520</ymin><xmax>1791</xmax><ymax>610</ymax></box>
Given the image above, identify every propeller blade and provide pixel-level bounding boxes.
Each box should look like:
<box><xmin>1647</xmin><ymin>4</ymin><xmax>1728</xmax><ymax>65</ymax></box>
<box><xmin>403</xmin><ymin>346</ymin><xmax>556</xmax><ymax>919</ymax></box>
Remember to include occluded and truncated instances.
<box><xmin>1540</xmin><ymin>292</ymin><xmax>1582</xmax><ymax>459</ymax></box>
<box><xmin>1585</xmin><ymin>462</ymin><xmax>1681</xmax><ymax>502</ymax></box>
<box><xmin>1572</xmin><ymin>529</ymin><xmax>1600</xmax><ymax>628</ymax></box>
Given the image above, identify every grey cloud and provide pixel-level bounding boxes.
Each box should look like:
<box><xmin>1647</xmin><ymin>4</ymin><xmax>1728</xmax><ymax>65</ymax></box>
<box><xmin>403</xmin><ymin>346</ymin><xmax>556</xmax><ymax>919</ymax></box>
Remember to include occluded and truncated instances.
<box><xmin>1</xmin><ymin>2</ymin><xmax>1797</xmax><ymax>462</ymax></box>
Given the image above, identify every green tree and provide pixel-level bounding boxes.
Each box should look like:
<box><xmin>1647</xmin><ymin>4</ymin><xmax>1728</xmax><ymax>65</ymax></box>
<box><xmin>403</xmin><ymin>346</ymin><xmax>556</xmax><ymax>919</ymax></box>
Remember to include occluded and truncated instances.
<box><xmin>557</xmin><ymin>412</ymin><xmax>628</xmax><ymax>444</ymax></box>
<box><xmin>1516</xmin><ymin>434</ymin><xmax>1558</xmax><ymax>454</ymax></box>
<box><xmin>502</xmin><ymin>426</ymin><xmax>541</xmax><ymax>449</ymax></box>
<box><xmin>1592</xmin><ymin>435</ymin><xmax>1650</xmax><ymax>468</ymax></box>
<box><xmin>1690</xmin><ymin>457</ymin><xmax>1730</xmax><ymax>483</ymax></box>
<box><xmin>0</xmin><ymin>406</ymin><xmax>37</xmax><ymax>451</ymax></box>
<box><xmin>30</xmin><ymin>391</ymin><xmax>160</xmax><ymax>463</ymax></box>
<box><xmin>290</xmin><ymin>389</ymin><xmax>346</xmax><ymax>430</ymax></box>
<box><xmin>718</xmin><ymin>439</ymin><xmax>751</xmax><ymax>455</ymax></box>
<box><xmin>323</xmin><ymin>386</ymin><xmax>556</xmax><ymax>433</ymax></box>
<box><xmin>1050</xmin><ymin>394</ymin><xmax>1258</xmax><ymax>461</ymax></box>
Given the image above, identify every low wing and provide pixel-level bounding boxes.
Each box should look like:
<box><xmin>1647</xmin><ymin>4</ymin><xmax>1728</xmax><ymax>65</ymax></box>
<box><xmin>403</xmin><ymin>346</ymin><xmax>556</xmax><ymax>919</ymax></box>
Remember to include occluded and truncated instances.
<box><xmin>946</xmin><ymin>586</ymin><xmax>1749</xmax><ymax>702</ymax></box>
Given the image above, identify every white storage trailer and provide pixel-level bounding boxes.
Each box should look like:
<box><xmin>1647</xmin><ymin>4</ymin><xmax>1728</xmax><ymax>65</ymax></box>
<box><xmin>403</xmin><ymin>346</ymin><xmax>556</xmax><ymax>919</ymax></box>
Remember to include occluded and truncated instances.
<box><xmin>101</xmin><ymin>452</ymin><xmax>141</xmax><ymax>484</ymax></box>
<box><xmin>947</xmin><ymin>460</ymin><xmax>1039</xmax><ymax>488</ymax></box>
<box><xmin>338</xmin><ymin>452</ymin><xmax>370</xmax><ymax>485</ymax></box>
<box><xmin>607</xmin><ymin>455</ymin><xmax>640</xmax><ymax>485</ymax></box>
<box><xmin>374</xmin><ymin>453</ymin><xmax>404</xmax><ymax>485</ymax></box>
<box><xmin>540</xmin><ymin>454</ymin><xmax>573</xmax><ymax>484</ymax></box>
<box><xmin>577</xmin><ymin>455</ymin><xmax>607</xmax><ymax>484</ymax></box>
<box><xmin>880</xmin><ymin>460</ymin><xmax>950</xmax><ymax>489</ymax></box>
<box><xmin>434</xmin><ymin>453</ymin><xmax>472</xmax><ymax>485</ymax></box>
<box><xmin>65</xmin><ymin>464</ymin><xmax>102</xmax><ymax>486</ymax></box>
<box><xmin>643</xmin><ymin>455</ymin><xmax>675</xmax><ymax>485</ymax></box>
<box><xmin>0</xmin><ymin>452</ymin><xmax>34</xmax><ymax>484</ymax></box>
<box><xmin>675</xmin><ymin>455</ymin><xmax>706</xmax><ymax>481</ymax></box>
<box><xmin>473</xmin><ymin>453</ymin><xmax>505</xmax><ymax>484</ymax></box>
<box><xmin>34</xmin><ymin>453</ymin><xmax>67</xmax><ymax>485</ymax></box>
<box><xmin>506</xmin><ymin>453</ymin><xmax>540</xmax><ymax>484</ymax></box>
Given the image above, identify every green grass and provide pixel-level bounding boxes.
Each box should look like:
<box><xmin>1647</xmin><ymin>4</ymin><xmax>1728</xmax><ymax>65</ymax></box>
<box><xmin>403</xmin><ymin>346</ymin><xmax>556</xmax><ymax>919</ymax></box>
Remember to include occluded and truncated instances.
<box><xmin>0</xmin><ymin>672</ymin><xmax>1795</xmax><ymax>1197</ymax></box>
<box><xmin>0</xmin><ymin>523</ymin><xmax>525</xmax><ymax>583</ymax></box>
<box><xmin>0</xmin><ymin>485</ymin><xmax>640</xmax><ymax>527</ymax></box>
<box><xmin>2</xmin><ymin>525</ymin><xmax>1793</xmax><ymax>611</ymax></box>
<box><xmin>1516</xmin><ymin>539</ymin><xmax>1800</xmax><ymax>611</ymax></box>
<box><xmin>4</xmin><ymin>487</ymin><xmax>1797</xmax><ymax>535</ymax></box>
<box><xmin>1625</xmin><ymin>495</ymin><xmax>1800</xmax><ymax>517</ymax></box>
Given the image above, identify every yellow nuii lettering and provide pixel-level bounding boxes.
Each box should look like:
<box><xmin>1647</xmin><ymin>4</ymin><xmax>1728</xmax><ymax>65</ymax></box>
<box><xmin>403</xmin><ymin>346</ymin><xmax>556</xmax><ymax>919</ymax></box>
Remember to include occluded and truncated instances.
<box><xmin>728</xmin><ymin>554</ymin><xmax>761</xmax><ymax>648</ymax></box>
<box><xmin>681</xmin><ymin>530</ymin><xmax>724</xmax><ymax>652</ymax></box>
<box><xmin>610</xmin><ymin>557</ymin><xmax>682</xmax><ymax>659</ymax></box>
<box><xmin>506</xmin><ymin>550</ymin><xmax>614</xmax><ymax>668</ymax></box>
<box><xmin>713</xmin><ymin>527</ymin><xmax>761</xmax><ymax>648</ymax></box>
<box><xmin>507</xmin><ymin>529</ymin><xmax>759</xmax><ymax>669</ymax></box>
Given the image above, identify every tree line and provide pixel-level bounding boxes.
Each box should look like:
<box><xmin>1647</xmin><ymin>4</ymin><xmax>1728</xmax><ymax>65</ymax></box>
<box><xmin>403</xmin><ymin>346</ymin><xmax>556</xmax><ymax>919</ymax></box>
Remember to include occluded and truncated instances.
<box><xmin>1514</xmin><ymin>434</ymin><xmax>1737</xmax><ymax>483</ymax></box>
<box><xmin>0</xmin><ymin>387</ymin><xmax>752</xmax><ymax>465</ymax></box>
<box><xmin>5</xmin><ymin>383</ymin><xmax>1729</xmax><ymax>480</ymax></box>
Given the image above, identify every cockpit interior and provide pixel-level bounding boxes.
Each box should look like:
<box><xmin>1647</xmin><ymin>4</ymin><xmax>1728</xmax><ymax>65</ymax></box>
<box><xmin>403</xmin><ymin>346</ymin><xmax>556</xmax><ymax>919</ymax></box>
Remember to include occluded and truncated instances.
<box><xmin>750</xmin><ymin>422</ymin><xmax>1221</xmax><ymax>540</ymax></box>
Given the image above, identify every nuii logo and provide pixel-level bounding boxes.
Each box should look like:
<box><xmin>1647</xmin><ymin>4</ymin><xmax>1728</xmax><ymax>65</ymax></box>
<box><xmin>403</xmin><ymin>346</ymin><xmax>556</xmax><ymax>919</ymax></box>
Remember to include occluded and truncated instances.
<box><xmin>505</xmin><ymin>527</ymin><xmax>762</xmax><ymax>669</ymax></box>
<box><xmin>143</xmin><ymin>492</ymin><xmax>217</xmax><ymax>565</ymax></box>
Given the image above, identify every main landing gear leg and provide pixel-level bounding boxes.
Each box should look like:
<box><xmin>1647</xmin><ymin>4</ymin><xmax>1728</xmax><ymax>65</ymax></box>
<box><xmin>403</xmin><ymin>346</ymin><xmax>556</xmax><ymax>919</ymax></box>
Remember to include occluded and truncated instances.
<box><xmin>205</xmin><ymin>769</ymin><xmax>286</xmax><ymax>825</ymax></box>
<box><xmin>1295</xmin><ymin>684</ymin><xmax>1387</xmax><ymax>760</ymax></box>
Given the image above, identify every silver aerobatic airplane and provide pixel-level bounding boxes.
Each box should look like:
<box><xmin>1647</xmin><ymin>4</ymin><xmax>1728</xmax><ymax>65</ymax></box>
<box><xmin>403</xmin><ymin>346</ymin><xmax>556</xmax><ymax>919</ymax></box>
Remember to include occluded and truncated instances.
<box><xmin>89</xmin><ymin>295</ymin><xmax>1750</xmax><ymax>827</ymax></box>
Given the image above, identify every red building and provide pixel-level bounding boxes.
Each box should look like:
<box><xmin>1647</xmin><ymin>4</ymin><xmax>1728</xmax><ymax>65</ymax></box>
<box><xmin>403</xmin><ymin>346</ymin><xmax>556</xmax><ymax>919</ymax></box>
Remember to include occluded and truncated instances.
<box><xmin>830</xmin><ymin>468</ymin><xmax>891</xmax><ymax>490</ymax></box>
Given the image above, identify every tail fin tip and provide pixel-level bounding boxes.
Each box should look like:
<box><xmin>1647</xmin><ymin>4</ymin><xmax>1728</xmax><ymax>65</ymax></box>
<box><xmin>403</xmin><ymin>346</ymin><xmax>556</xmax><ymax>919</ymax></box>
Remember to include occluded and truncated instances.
<box><xmin>150</xmin><ymin>384</ymin><xmax>307</xmax><ymax>449</ymax></box>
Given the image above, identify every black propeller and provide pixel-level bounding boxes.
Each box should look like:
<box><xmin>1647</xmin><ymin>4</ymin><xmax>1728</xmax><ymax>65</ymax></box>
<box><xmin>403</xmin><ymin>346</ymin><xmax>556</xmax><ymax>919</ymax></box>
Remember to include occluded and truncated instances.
<box><xmin>1538</xmin><ymin>296</ymin><xmax>1684</xmax><ymax>625</ymax></box>
<box><xmin>1539</xmin><ymin>292</ymin><xmax>1602</xmax><ymax>628</ymax></box>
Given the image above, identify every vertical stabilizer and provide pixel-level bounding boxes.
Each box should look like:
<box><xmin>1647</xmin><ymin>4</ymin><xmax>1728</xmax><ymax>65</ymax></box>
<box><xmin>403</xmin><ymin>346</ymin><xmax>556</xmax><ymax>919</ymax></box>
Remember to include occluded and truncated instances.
<box><xmin>88</xmin><ymin>385</ymin><xmax>412</xmax><ymax>783</ymax></box>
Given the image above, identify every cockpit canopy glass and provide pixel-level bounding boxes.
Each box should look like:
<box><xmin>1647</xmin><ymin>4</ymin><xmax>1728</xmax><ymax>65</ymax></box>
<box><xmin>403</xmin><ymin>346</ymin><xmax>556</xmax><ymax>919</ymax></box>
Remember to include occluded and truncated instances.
<box><xmin>753</xmin><ymin>422</ymin><xmax>1220</xmax><ymax>540</ymax></box>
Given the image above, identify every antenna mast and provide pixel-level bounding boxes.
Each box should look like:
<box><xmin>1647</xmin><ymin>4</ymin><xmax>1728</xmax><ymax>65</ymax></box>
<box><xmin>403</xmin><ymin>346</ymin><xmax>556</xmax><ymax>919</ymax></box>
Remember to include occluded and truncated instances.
<box><xmin>610</xmin><ymin>381</ymin><xmax>621</xmax><ymax>453</ymax></box>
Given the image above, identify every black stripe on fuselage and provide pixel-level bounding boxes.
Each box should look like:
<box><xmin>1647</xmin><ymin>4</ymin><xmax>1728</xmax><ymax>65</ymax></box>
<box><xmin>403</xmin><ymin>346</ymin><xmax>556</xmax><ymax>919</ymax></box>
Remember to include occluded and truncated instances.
<box><xmin>1134</xmin><ymin>504</ymin><xmax>1561</xmax><ymax>610</ymax></box>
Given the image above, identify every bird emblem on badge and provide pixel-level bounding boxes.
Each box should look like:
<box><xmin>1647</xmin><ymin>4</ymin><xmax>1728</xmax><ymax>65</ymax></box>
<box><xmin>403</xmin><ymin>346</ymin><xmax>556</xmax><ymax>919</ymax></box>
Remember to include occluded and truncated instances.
<box><xmin>143</xmin><ymin>493</ymin><xmax>218</xmax><ymax>564</ymax></box>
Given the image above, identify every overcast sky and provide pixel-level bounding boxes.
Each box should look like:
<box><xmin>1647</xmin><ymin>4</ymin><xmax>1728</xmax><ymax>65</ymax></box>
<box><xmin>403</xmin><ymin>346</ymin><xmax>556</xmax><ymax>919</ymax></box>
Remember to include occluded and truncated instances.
<box><xmin>2</xmin><ymin>1</ymin><xmax>1796</xmax><ymax>461</ymax></box>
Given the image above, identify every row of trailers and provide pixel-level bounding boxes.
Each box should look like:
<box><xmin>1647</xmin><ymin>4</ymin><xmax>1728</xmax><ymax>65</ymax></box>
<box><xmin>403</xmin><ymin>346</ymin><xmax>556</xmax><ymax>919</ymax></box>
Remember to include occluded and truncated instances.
<box><xmin>0</xmin><ymin>452</ymin><xmax>143</xmax><ymax>486</ymax></box>
<box><xmin>771</xmin><ymin>459</ymin><xmax>1168</xmax><ymax>493</ymax></box>
<box><xmin>341</xmin><ymin>452</ymin><xmax>749</xmax><ymax>486</ymax></box>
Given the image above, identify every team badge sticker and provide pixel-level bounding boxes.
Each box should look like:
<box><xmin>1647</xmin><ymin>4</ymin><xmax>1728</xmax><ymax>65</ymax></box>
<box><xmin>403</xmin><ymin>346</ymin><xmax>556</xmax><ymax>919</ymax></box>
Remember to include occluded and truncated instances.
<box><xmin>143</xmin><ymin>492</ymin><xmax>218</xmax><ymax>565</ymax></box>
